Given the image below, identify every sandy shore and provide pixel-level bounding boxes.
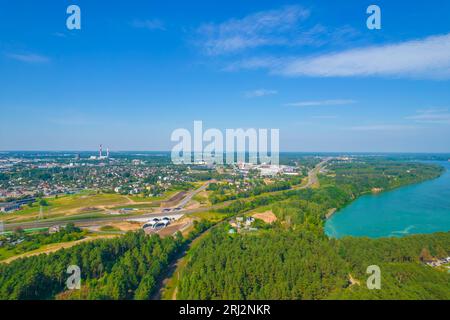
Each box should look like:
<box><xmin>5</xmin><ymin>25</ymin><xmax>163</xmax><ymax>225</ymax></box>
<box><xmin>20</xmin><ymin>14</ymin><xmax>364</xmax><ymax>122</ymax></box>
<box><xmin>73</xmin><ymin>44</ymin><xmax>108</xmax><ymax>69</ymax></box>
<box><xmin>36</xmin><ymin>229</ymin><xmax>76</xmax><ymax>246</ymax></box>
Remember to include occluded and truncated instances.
<box><xmin>325</xmin><ymin>208</ymin><xmax>337</xmax><ymax>219</ymax></box>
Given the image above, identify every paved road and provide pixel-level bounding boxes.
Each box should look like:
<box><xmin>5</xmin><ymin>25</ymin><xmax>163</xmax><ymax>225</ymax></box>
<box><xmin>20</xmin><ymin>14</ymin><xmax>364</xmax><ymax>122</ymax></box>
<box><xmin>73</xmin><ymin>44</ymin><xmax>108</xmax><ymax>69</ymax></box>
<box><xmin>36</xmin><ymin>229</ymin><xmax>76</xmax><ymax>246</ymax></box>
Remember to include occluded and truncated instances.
<box><xmin>300</xmin><ymin>158</ymin><xmax>331</xmax><ymax>189</ymax></box>
<box><xmin>2</xmin><ymin>161</ymin><xmax>329</xmax><ymax>232</ymax></box>
<box><xmin>176</xmin><ymin>181</ymin><xmax>211</xmax><ymax>208</ymax></box>
<box><xmin>150</xmin><ymin>160</ymin><xmax>332</xmax><ymax>300</ymax></box>
<box><xmin>2</xmin><ymin>205</ymin><xmax>218</xmax><ymax>232</ymax></box>
<box><xmin>2</xmin><ymin>182</ymin><xmax>214</xmax><ymax>231</ymax></box>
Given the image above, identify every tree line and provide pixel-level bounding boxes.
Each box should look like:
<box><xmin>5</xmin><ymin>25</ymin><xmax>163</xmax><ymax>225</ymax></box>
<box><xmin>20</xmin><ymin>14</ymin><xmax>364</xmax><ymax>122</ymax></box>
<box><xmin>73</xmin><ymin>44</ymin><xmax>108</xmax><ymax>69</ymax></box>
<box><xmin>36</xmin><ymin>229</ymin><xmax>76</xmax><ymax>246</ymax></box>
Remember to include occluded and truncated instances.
<box><xmin>0</xmin><ymin>220</ymin><xmax>212</xmax><ymax>300</ymax></box>
<box><xmin>177</xmin><ymin>161</ymin><xmax>450</xmax><ymax>299</ymax></box>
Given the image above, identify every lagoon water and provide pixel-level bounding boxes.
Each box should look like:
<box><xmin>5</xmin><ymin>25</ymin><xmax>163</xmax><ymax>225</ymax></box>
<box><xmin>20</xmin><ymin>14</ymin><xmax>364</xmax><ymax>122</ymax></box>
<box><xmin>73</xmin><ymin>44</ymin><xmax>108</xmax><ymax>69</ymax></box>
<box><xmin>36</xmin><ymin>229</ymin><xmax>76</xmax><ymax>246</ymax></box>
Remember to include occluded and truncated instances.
<box><xmin>325</xmin><ymin>161</ymin><xmax>450</xmax><ymax>238</ymax></box>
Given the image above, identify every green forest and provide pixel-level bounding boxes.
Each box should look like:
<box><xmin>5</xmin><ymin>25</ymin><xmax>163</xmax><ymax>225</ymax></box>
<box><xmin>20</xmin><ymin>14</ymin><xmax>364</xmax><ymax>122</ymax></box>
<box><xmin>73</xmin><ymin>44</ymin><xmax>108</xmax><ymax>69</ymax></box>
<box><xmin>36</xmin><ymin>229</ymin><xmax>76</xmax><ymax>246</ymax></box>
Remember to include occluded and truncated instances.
<box><xmin>0</xmin><ymin>220</ymin><xmax>211</xmax><ymax>300</ymax></box>
<box><xmin>0</xmin><ymin>223</ymin><xmax>85</xmax><ymax>261</ymax></box>
<box><xmin>177</xmin><ymin>161</ymin><xmax>450</xmax><ymax>299</ymax></box>
<box><xmin>0</xmin><ymin>160</ymin><xmax>448</xmax><ymax>300</ymax></box>
<box><xmin>177</xmin><ymin>228</ymin><xmax>450</xmax><ymax>299</ymax></box>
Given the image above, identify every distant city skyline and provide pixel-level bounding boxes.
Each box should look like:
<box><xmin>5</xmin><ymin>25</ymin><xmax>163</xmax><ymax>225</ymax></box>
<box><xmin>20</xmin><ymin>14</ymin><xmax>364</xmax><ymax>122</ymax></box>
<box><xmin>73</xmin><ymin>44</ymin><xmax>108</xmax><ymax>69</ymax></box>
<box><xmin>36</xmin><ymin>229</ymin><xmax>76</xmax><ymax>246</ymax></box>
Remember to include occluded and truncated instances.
<box><xmin>1</xmin><ymin>1</ymin><xmax>450</xmax><ymax>152</ymax></box>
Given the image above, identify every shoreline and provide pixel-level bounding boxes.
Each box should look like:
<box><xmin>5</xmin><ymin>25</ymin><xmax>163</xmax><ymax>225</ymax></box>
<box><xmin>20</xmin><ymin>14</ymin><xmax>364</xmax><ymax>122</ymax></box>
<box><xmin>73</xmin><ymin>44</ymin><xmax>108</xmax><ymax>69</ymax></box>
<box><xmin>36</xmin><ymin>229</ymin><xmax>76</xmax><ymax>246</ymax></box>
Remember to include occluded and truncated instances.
<box><xmin>325</xmin><ymin>161</ymin><xmax>450</xmax><ymax>238</ymax></box>
<box><xmin>326</xmin><ymin>162</ymin><xmax>446</xmax><ymax>222</ymax></box>
<box><xmin>325</xmin><ymin>208</ymin><xmax>337</xmax><ymax>220</ymax></box>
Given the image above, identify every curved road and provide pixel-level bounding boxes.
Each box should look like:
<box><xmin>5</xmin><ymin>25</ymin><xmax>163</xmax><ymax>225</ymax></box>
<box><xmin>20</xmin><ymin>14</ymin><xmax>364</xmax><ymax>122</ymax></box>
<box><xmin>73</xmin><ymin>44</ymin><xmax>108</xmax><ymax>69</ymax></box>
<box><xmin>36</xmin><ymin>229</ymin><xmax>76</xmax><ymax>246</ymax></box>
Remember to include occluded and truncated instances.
<box><xmin>2</xmin><ymin>161</ymin><xmax>330</xmax><ymax>232</ymax></box>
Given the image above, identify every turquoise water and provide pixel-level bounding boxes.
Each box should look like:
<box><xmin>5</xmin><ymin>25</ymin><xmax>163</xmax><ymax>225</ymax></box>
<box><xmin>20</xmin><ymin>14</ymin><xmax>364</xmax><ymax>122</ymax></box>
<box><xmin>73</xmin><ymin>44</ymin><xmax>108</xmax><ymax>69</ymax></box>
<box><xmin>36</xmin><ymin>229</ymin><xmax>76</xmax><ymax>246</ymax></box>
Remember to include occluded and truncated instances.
<box><xmin>325</xmin><ymin>161</ymin><xmax>450</xmax><ymax>238</ymax></box>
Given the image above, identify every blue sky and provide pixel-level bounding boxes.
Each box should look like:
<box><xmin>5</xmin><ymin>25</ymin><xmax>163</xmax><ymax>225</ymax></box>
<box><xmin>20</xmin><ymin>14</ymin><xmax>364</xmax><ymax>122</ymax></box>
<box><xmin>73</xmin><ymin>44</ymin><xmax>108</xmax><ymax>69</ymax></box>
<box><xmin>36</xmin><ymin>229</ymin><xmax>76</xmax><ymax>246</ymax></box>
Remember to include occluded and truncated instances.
<box><xmin>1</xmin><ymin>0</ymin><xmax>450</xmax><ymax>152</ymax></box>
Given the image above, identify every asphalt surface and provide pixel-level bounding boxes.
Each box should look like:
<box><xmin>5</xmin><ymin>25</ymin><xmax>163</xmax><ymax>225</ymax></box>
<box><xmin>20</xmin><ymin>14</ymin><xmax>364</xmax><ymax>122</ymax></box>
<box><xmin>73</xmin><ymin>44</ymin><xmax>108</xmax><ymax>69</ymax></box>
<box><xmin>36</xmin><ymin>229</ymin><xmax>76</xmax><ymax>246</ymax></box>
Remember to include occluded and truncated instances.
<box><xmin>2</xmin><ymin>162</ymin><xmax>328</xmax><ymax>232</ymax></box>
<box><xmin>2</xmin><ymin>182</ymin><xmax>213</xmax><ymax>231</ymax></box>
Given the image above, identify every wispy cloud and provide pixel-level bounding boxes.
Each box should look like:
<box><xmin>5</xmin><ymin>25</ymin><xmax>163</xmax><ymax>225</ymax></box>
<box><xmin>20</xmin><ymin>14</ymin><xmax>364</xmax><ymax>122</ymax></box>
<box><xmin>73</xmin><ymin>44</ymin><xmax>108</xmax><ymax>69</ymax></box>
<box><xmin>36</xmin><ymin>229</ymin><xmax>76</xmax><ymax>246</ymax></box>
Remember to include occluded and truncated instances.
<box><xmin>285</xmin><ymin>99</ymin><xmax>356</xmax><ymax>107</ymax></box>
<box><xmin>244</xmin><ymin>89</ymin><xmax>278</xmax><ymax>98</ymax></box>
<box><xmin>225</xmin><ymin>56</ymin><xmax>282</xmax><ymax>72</ymax></box>
<box><xmin>230</xmin><ymin>33</ymin><xmax>450</xmax><ymax>79</ymax></box>
<box><xmin>52</xmin><ymin>32</ymin><xmax>67</xmax><ymax>38</ymax></box>
<box><xmin>348</xmin><ymin>124</ymin><xmax>418</xmax><ymax>131</ymax></box>
<box><xmin>292</xmin><ymin>24</ymin><xmax>359</xmax><ymax>47</ymax></box>
<box><xmin>197</xmin><ymin>5</ymin><xmax>310</xmax><ymax>55</ymax></box>
<box><xmin>406</xmin><ymin>108</ymin><xmax>450</xmax><ymax>124</ymax></box>
<box><xmin>131</xmin><ymin>19</ymin><xmax>165</xmax><ymax>31</ymax></box>
<box><xmin>5</xmin><ymin>52</ymin><xmax>50</xmax><ymax>64</ymax></box>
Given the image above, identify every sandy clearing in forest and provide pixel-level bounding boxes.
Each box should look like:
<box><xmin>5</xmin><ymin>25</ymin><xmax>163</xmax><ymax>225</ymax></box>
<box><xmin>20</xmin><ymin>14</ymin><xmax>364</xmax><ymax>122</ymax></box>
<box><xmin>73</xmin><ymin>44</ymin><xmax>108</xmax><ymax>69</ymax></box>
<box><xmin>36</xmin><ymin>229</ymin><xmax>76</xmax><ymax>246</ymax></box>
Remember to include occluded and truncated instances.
<box><xmin>103</xmin><ymin>221</ymin><xmax>142</xmax><ymax>231</ymax></box>
<box><xmin>349</xmin><ymin>274</ymin><xmax>361</xmax><ymax>286</ymax></box>
<box><xmin>252</xmin><ymin>210</ymin><xmax>277</xmax><ymax>224</ymax></box>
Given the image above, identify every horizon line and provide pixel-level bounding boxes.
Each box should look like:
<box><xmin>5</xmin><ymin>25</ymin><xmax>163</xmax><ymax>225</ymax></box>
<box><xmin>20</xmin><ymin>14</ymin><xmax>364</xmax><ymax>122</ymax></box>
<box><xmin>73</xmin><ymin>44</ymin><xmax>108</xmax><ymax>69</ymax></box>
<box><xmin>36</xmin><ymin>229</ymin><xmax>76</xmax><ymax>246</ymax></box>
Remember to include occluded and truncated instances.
<box><xmin>1</xmin><ymin>150</ymin><xmax>450</xmax><ymax>155</ymax></box>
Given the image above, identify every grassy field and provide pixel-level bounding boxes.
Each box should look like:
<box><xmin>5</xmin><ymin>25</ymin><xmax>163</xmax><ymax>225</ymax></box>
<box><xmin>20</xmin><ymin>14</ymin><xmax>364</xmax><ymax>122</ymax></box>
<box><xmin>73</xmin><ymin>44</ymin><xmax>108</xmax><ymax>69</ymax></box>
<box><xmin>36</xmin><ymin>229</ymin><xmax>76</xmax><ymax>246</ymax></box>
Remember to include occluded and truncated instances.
<box><xmin>190</xmin><ymin>211</ymin><xmax>227</xmax><ymax>222</ymax></box>
<box><xmin>0</xmin><ymin>234</ymin><xmax>119</xmax><ymax>264</ymax></box>
<box><xmin>4</xmin><ymin>192</ymin><xmax>127</xmax><ymax>218</ymax></box>
<box><xmin>127</xmin><ymin>189</ymin><xmax>179</xmax><ymax>202</ymax></box>
<box><xmin>192</xmin><ymin>190</ymin><xmax>211</xmax><ymax>206</ymax></box>
<box><xmin>0</xmin><ymin>187</ymin><xmax>195</xmax><ymax>224</ymax></box>
<box><xmin>246</xmin><ymin>205</ymin><xmax>273</xmax><ymax>214</ymax></box>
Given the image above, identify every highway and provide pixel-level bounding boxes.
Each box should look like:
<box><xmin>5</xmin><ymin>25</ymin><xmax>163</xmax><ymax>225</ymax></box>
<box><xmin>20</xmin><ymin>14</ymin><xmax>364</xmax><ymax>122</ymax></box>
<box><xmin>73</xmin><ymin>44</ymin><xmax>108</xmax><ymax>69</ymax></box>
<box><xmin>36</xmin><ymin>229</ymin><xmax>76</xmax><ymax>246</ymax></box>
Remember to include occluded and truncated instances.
<box><xmin>300</xmin><ymin>158</ymin><xmax>331</xmax><ymax>189</ymax></box>
<box><xmin>176</xmin><ymin>181</ymin><xmax>211</xmax><ymax>209</ymax></box>
<box><xmin>2</xmin><ymin>206</ymin><xmax>215</xmax><ymax>232</ymax></box>
<box><xmin>2</xmin><ymin>161</ymin><xmax>329</xmax><ymax>232</ymax></box>
<box><xmin>2</xmin><ymin>182</ymin><xmax>213</xmax><ymax>232</ymax></box>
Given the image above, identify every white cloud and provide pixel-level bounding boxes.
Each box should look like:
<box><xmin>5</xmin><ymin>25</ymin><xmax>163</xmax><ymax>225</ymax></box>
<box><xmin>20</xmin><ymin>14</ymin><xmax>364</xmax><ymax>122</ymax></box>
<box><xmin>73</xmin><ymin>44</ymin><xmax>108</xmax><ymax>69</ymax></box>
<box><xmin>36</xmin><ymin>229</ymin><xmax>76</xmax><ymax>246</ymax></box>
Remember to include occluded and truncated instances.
<box><xmin>231</xmin><ymin>33</ymin><xmax>450</xmax><ymax>79</ymax></box>
<box><xmin>6</xmin><ymin>52</ymin><xmax>50</xmax><ymax>63</ymax></box>
<box><xmin>285</xmin><ymin>99</ymin><xmax>356</xmax><ymax>107</ymax></box>
<box><xmin>406</xmin><ymin>108</ymin><xmax>450</xmax><ymax>124</ymax></box>
<box><xmin>224</xmin><ymin>56</ymin><xmax>282</xmax><ymax>72</ymax></box>
<box><xmin>131</xmin><ymin>19</ymin><xmax>165</xmax><ymax>31</ymax></box>
<box><xmin>197</xmin><ymin>5</ymin><xmax>310</xmax><ymax>55</ymax></box>
<box><xmin>244</xmin><ymin>89</ymin><xmax>278</xmax><ymax>98</ymax></box>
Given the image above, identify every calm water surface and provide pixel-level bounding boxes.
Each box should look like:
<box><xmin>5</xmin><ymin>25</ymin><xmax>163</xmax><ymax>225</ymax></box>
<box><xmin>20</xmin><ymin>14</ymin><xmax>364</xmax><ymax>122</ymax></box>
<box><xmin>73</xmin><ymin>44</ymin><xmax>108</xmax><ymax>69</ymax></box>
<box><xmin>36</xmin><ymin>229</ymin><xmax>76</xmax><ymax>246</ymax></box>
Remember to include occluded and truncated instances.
<box><xmin>325</xmin><ymin>161</ymin><xmax>450</xmax><ymax>238</ymax></box>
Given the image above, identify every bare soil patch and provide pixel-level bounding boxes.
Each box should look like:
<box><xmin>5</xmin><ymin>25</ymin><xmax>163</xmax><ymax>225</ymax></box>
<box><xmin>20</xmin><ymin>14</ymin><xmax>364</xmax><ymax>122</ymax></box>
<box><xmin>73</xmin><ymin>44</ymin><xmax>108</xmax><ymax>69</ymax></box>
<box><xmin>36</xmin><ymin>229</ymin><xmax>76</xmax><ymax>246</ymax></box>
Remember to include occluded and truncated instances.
<box><xmin>252</xmin><ymin>210</ymin><xmax>277</xmax><ymax>224</ymax></box>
